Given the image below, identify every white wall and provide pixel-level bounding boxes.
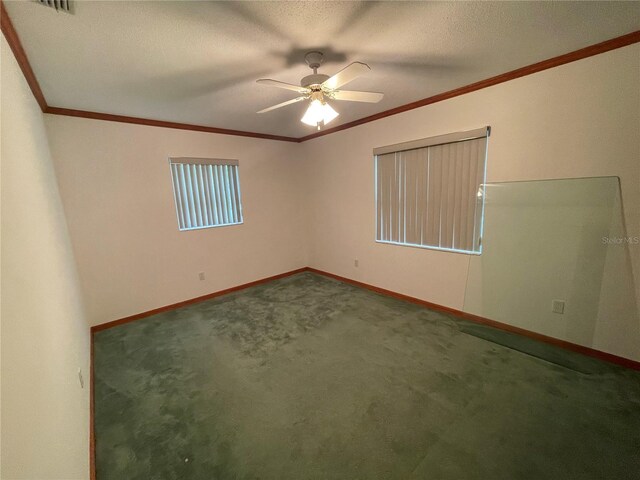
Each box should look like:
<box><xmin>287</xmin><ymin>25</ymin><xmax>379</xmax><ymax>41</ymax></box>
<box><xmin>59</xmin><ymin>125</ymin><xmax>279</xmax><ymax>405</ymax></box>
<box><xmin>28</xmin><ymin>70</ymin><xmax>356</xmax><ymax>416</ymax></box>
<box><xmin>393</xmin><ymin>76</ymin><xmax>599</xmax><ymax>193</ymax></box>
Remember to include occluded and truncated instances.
<box><xmin>300</xmin><ymin>44</ymin><xmax>640</xmax><ymax>360</ymax></box>
<box><xmin>1</xmin><ymin>22</ymin><xmax>636</xmax><ymax>480</ymax></box>
<box><xmin>1</xmin><ymin>37</ymin><xmax>90</xmax><ymax>479</ymax></box>
<box><xmin>45</xmin><ymin>116</ymin><xmax>308</xmax><ymax>326</ymax></box>
<box><xmin>39</xmin><ymin>43</ymin><xmax>639</xmax><ymax>362</ymax></box>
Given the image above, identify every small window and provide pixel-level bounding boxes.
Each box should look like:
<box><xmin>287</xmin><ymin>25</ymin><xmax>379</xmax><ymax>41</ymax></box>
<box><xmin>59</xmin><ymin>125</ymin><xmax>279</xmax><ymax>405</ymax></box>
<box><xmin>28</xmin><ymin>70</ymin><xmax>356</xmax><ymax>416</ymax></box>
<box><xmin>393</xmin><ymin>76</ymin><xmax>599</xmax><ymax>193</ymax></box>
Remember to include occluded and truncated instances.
<box><xmin>374</xmin><ymin>127</ymin><xmax>489</xmax><ymax>254</ymax></box>
<box><xmin>169</xmin><ymin>157</ymin><xmax>243</xmax><ymax>231</ymax></box>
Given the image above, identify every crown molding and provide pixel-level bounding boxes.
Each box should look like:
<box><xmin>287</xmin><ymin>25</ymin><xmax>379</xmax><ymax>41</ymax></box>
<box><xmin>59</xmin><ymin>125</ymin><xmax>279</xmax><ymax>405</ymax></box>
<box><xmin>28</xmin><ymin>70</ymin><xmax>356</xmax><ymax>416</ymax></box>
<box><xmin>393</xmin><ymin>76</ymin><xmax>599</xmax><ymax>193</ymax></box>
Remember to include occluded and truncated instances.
<box><xmin>1</xmin><ymin>0</ymin><xmax>47</xmax><ymax>111</ymax></box>
<box><xmin>298</xmin><ymin>30</ymin><xmax>640</xmax><ymax>142</ymax></box>
<box><xmin>2</xmin><ymin>1</ymin><xmax>638</xmax><ymax>144</ymax></box>
<box><xmin>44</xmin><ymin>107</ymin><xmax>300</xmax><ymax>143</ymax></box>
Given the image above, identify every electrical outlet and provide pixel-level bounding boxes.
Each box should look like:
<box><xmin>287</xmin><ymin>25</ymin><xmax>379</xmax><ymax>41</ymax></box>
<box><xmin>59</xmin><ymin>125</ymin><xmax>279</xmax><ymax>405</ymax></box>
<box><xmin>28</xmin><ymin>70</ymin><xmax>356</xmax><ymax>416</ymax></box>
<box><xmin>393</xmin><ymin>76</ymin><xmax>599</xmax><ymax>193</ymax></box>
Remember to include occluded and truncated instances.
<box><xmin>78</xmin><ymin>368</ymin><xmax>84</xmax><ymax>389</ymax></box>
<box><xmin>552</xmin><ymin>300</ymin><xmax>565</xmax><ymax>314</ymax></box>
<box><xmin>354</xmin><ymin>259</ymin><xmax>359</xmax><ymax>267</ymax></box>
<box><xmin>198</xmin><ymin>272</ymin><xmax>205</xmax><ymax>281</ymax></box>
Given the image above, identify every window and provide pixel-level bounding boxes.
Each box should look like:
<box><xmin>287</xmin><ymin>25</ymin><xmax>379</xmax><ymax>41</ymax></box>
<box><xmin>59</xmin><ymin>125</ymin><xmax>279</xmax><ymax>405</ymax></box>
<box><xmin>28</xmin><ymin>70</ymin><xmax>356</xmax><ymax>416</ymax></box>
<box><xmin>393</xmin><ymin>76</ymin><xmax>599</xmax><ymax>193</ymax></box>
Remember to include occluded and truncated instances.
<box><xmin>169</xmin><ymin>157</ymin><xmax>243</xmax><ymax>231</ymax></box>
<box><xmin>375</xmin><ymin>127</ymin><xmax>489</xmax><ymax>254</ymax></box>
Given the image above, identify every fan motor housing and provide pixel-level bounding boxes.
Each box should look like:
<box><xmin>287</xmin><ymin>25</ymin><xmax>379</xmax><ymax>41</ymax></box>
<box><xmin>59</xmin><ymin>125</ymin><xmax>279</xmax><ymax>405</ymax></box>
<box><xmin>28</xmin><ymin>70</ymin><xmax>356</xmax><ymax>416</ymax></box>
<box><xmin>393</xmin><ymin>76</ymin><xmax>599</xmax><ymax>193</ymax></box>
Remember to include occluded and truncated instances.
<box><xmin>301</xmin><ymin>73</ymin><xmax>330</xmax><ymax>88</ymax></box>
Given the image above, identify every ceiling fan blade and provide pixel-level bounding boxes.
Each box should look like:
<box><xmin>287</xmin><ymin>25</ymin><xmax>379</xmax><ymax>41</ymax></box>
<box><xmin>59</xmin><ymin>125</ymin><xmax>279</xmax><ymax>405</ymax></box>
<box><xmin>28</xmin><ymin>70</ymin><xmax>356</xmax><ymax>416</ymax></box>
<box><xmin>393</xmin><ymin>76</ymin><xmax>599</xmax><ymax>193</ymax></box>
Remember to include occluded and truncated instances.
<box><xmin>322</xmin><ymin>62</ymin><xmax>371</xmax><ymax>90</ymax></box>
<box><xmin>256</xmin><ymin>79</ymin><xmax>308</xmax><ymax>93</ymax></box>
<box><xmin>332</xmin><ymin>90</ymin><xmax>384</xmax><ymax>103</ymax></box>
<box><xmin>257</xmin><ymin>96</ymin><xmax>306</xmax><ymax>114</ymax></box>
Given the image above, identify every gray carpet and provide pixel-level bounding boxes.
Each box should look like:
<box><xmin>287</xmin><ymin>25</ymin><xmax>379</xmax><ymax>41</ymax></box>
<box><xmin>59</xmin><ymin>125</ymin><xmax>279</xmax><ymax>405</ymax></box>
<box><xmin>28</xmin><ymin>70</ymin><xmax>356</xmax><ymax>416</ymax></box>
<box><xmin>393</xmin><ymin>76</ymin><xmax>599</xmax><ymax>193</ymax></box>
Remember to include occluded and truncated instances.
<box><xmin>93</xmin><ymin>272</ymin><xmax>640</xmax><ymax>479</ymax></box>
<box><xmin>458</xmin><ymin>323</ymin><xmax>618</xmax><ymax>375</ymax></box>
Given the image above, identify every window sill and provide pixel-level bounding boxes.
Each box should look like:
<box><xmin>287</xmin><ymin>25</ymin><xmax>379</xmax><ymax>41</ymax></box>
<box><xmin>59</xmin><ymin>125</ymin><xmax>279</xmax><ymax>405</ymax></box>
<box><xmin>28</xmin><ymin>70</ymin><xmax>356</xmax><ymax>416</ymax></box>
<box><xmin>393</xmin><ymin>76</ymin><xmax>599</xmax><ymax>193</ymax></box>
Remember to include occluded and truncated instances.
<box><xmin>375</xmin><ymin>239</ymin><xmax>482</xmax><ymax>256</ymax></box>
<box><xmin>178</xmin><ymin>221</ymin><xmax>243</xmax><ymax>232</ymax></box>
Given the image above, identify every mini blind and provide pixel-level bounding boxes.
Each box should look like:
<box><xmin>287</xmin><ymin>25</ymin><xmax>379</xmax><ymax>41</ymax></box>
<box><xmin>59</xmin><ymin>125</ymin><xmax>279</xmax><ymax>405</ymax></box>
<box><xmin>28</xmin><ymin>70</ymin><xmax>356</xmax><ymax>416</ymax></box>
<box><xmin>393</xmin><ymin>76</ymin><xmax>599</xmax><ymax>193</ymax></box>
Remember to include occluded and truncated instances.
<box><xmin>169</xmin><ymin>158</ymin><xmax>243</xmax><ymax>231</ymax></box>
<box><xmin>375</xmin><ymin>127</ymin><xmax>489</xmax><ymax>254</ymax></box>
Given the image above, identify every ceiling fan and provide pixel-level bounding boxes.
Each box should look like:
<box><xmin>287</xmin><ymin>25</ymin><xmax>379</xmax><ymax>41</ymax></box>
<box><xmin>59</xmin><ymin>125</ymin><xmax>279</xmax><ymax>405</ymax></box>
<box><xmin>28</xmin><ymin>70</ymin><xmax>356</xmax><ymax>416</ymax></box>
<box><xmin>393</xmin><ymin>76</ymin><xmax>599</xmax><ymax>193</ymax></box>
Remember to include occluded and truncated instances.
<box><xmin>256</xmin><ymin>51</ymin><xmax>384</xmax><ymax>130</ymax></box>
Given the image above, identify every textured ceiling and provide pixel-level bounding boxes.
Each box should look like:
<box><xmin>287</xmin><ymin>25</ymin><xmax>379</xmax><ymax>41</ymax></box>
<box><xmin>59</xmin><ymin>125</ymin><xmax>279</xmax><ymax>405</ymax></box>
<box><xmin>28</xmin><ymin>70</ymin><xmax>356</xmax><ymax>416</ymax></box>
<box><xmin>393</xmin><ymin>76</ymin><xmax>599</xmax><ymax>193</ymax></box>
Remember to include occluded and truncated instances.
<box><xmin>5</xmin><ymin>1</ymin><xmax>640</xmax><ymax>138</ymax></box>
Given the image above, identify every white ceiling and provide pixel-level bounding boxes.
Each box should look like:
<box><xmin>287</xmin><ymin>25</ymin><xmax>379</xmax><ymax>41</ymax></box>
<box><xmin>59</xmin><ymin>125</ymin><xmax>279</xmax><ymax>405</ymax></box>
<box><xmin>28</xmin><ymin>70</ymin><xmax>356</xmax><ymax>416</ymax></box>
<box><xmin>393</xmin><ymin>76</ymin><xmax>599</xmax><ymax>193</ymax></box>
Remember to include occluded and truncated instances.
<box><xmin>5</xmin><ymin>1</ymin><xmax>639</xmax><ymax>138</ymax></box>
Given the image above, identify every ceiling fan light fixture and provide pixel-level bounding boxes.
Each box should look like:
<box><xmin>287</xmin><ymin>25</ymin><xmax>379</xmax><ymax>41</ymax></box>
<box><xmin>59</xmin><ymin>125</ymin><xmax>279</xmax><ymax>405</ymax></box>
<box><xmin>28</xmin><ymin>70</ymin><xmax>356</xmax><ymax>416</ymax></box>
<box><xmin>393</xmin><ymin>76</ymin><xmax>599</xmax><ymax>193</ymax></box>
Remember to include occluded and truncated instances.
<box><xmin>301</xmin><ymin>99</ymin><xmax>339</xmax><ymax>128</ymax></box>
<box><xmin>257</xmin><ymin>52</ymin><xmax>382</xmax><ymax>128</ymax></box>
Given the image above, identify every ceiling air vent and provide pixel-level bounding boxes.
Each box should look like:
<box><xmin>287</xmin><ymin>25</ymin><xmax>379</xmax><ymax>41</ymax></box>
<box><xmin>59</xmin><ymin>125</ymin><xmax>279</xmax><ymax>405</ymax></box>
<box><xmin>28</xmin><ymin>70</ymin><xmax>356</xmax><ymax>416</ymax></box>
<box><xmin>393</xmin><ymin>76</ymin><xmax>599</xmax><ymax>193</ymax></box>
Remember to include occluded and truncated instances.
<box><xmin>36</xmin><ymin>0</ymin><xmax>73</xmax><ymax>13</ymax></box>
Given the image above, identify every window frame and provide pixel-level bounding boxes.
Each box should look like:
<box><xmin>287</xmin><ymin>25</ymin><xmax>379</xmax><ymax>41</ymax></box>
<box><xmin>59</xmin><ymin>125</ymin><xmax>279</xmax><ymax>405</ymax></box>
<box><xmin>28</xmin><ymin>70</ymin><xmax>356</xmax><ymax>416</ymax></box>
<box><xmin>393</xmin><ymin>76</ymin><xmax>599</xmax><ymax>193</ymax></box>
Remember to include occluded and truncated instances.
<box><xmin>373</xmin><ymin>127</ymin><xmax>490</xmax><ymax>255</ymax></box>
<box><xmin>168</xmin><ymin>157</ymin><xmax>244</xmax><ymax>232</ymax></box>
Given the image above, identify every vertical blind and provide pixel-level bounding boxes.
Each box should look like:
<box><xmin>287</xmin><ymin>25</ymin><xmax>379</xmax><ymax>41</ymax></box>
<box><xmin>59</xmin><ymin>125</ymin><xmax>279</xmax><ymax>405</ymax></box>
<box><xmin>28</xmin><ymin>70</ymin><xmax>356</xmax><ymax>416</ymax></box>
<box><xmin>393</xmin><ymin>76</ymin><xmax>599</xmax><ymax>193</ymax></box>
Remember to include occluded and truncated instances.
<box><xmin>169</xmin><ymin>158</ymin><xmax>243</xmax><ymax>231</ymax></box>
<box><xmin>375</xmin><ymin>127</ymin><xmax>489</xmax><ymax>253</ymax></box>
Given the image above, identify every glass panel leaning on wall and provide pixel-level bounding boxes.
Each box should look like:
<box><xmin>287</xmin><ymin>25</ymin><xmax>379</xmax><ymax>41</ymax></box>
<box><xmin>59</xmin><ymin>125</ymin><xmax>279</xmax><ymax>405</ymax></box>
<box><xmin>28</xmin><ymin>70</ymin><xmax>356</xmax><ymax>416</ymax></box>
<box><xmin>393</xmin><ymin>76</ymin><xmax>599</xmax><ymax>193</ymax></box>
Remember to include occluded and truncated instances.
<box><xmin>463</xmin><ymin>176</ymin><xmax>640</xmax><ymax>362</ymax></box>
<box><xmin>374</xmin><ymin>126</ymin><xmax>490</xmax><ymax>254</ymax></box>
<box><xmin>168</xmin><ymin>157</ymin><xmax>243</xmax><ymax>231</ymax></box>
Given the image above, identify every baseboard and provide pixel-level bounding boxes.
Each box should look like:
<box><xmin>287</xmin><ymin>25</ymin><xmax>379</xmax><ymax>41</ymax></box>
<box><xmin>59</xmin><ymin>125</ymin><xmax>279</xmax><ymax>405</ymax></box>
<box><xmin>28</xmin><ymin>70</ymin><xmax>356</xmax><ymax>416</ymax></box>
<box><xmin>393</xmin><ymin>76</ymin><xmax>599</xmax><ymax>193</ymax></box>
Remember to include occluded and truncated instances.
<box><xmin>89</xmin><ymin>330</ymin><xmax>95</xmax><ymax>480</ymax></box>
<box><xmin>89</xmin><ymin>266</ymin><xmax>307</xmax><ymax>478</ymax></box>
<box><xmin>88</xmin><ymin>264</ymin><xmax>639</xmax><ymax>479</ymax></box>
<box><xmin>307</xmin><ymin>267</ymin><xmax>640</xmax><ymax>371</ymax></box>
<box><xmin>91</xmin><ymin>265</ymin><xmax>640</xmax><ymax>370</ymax></box>
<box><xmin>90</xmin><ymin>267</ymin><xmax>309</xmax><ymax>333</ymax></box>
